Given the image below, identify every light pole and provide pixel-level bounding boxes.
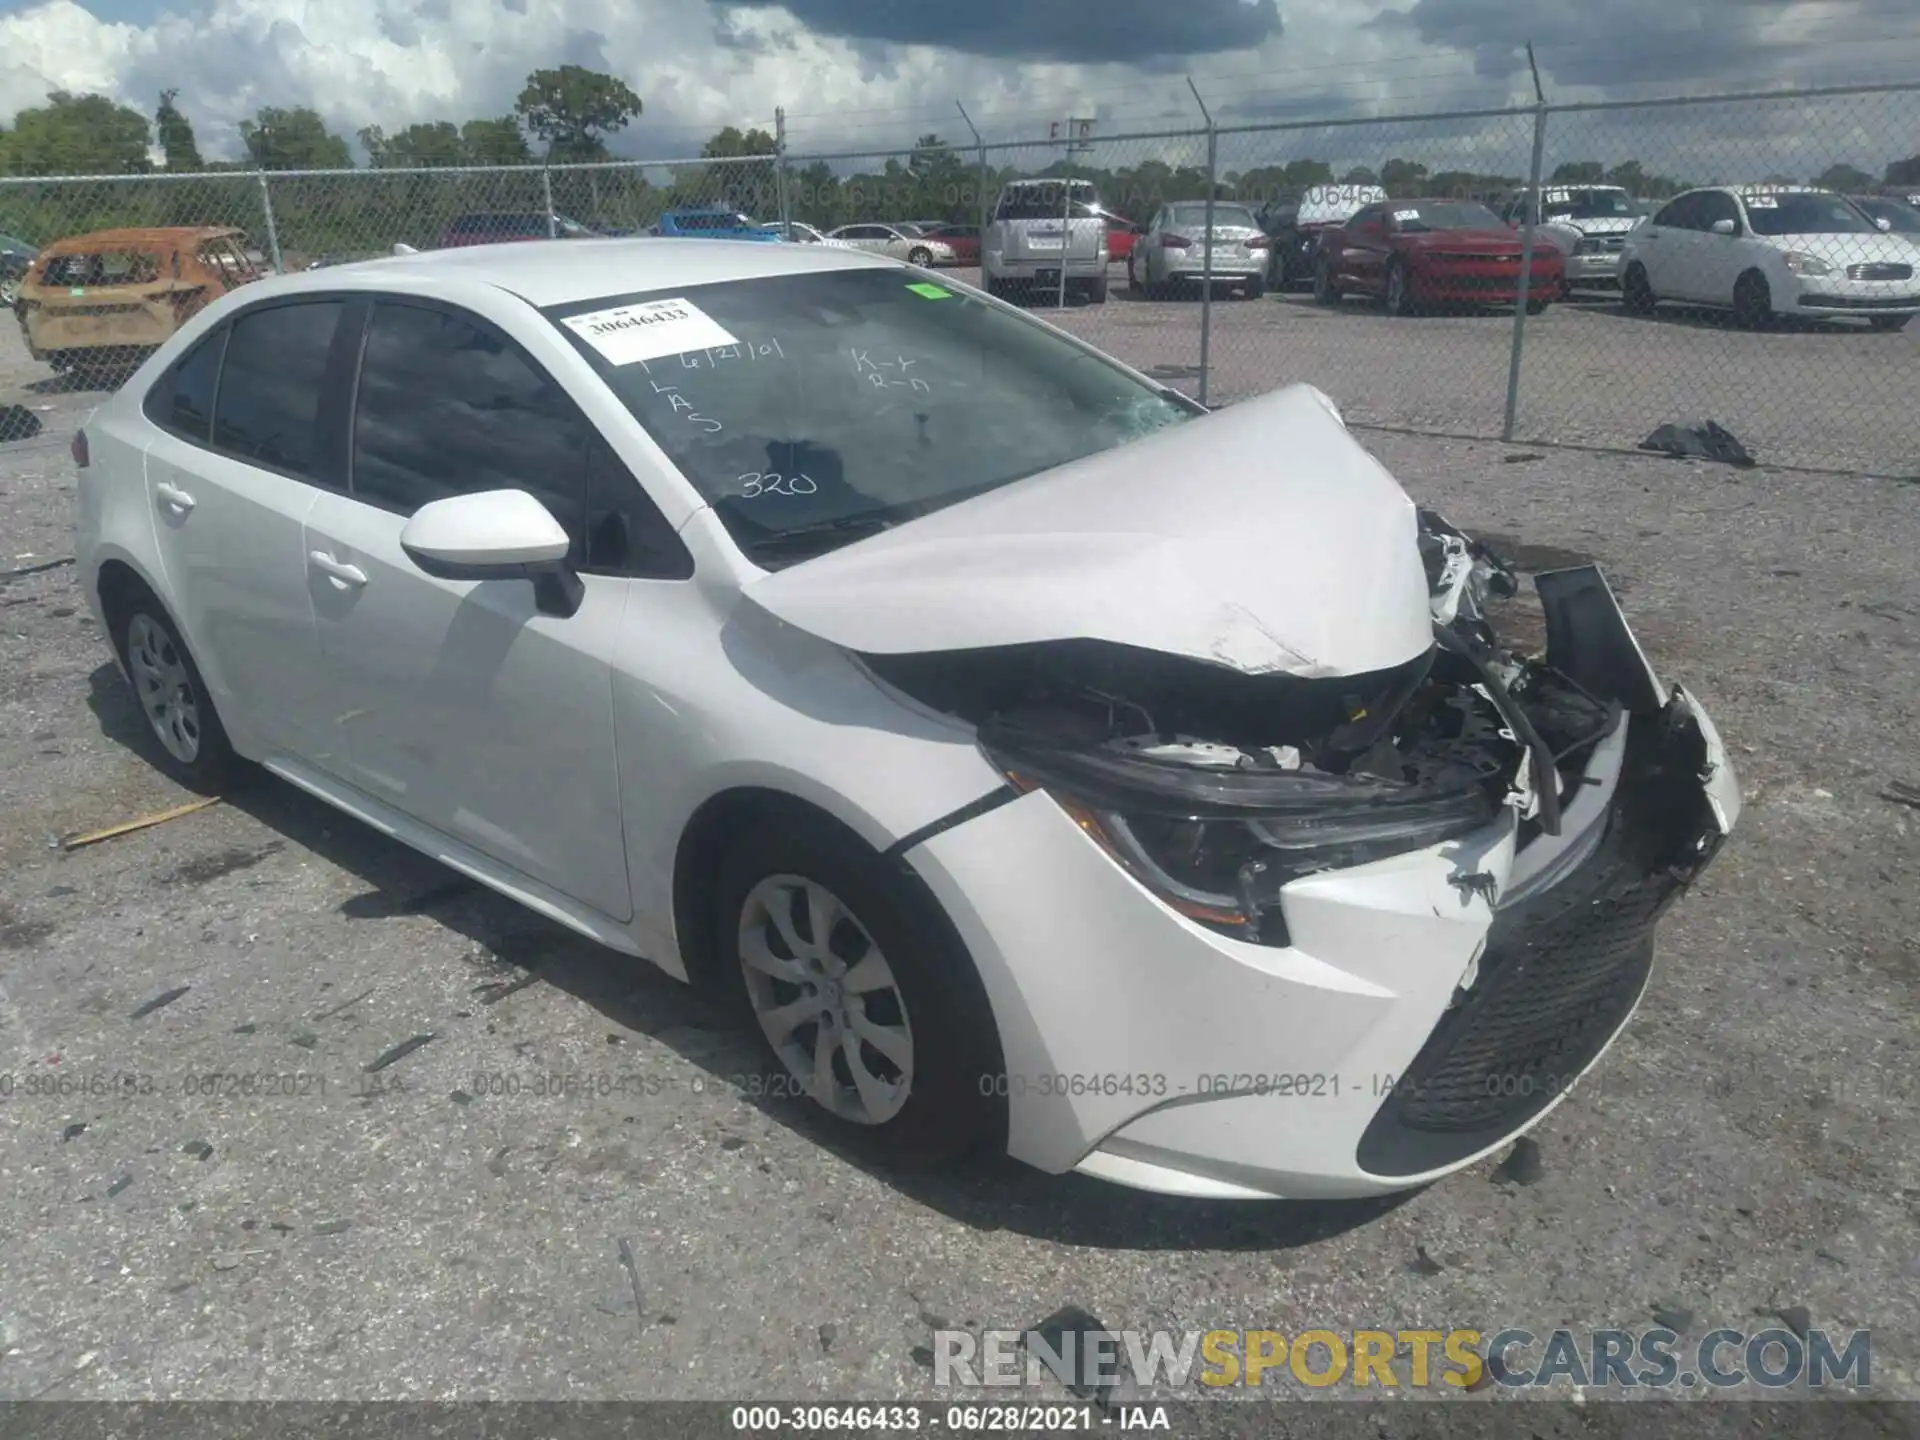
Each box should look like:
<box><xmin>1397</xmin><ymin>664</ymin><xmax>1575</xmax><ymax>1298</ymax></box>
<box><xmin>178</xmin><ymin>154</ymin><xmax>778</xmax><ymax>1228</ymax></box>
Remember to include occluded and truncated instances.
<box><xmin>1050</xmin><ymin>116</ymin><xmax>1095</xmax><ymax>309</ymax></box>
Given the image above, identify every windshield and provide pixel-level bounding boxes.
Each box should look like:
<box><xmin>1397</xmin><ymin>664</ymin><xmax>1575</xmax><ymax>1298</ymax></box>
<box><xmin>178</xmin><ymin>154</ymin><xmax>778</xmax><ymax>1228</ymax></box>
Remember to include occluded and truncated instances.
<box><xmin>1854</xmin><ymin>197</ymin><xmax>1920</xmax><ymax>234</ymax></box>
<box><xmin>1541</xmin><ymin>189</ymin><xmax>1635</xmax><ymax>219</ymax></box>
<box><xmin>1</xmin><ymin>233</ymin><xmax>35</xmax><ymax>255</ymax></box>
<box><xmin>1742</xmin><ymin>192</ymin><xmax>1877</xmax><ymax>236</ymax></box>
<box><xmin>1168</xmin><ymin>203</ymin><xmax>1259</xmax><ymax>229</ymax></box>
<box><xmin>545</xmin><ymin>267</ymin><xmax>1197</xmax><ymax>566</ymax></box>
<box><xmin>1391</xmin><ymin>202</ymin><xmax>1505</xmax><ymax>232</ymax></box>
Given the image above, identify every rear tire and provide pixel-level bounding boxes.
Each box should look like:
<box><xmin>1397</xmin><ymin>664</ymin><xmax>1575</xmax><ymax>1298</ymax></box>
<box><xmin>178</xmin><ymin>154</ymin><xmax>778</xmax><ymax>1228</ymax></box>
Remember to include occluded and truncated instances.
<box><xmin>1622</xmin><ymin>262</ymin><xmax>1656</xmax><ymax>315</ymax></box>
<box><xmin>1242</xmin><ymin>274</ymin><xmax>1265</xmax><ymax>299</ymax></box>
<box><xmin>713</xmin><ymin>812</ymin><xmax>1003</xmax><ymax>1167</ymax></box>
<box><xmin>1525</xmin><ymin>297</ymin><xmax>1550</xmax><ymax>316</ymax></box>
<box><xmin>104</xmin><ymin>581</ymin><xmax>242</xmax><ymax>794</ymax></box>
<box><xmin>1384</xmin><ymin>259</ymin><xmax>1414</xmax><ymax>316</ymax></box>
<box><xmin>1087</xmin><ymin>277</ymin><xmax>1109</xmax><ymax>304</ymax></box>
<box><xmin>1313</xmin><ymin>257</ymin><xmax>1341</xmax><ymax>305</ymax></box>
<box><xmin>1868</xmin><ymin>314</ymin><xmax>1911</xmax><ymax>332</ymax></box>
<box><xmin>1732</xmin><ymin>270</ymin><xmax>1773</xmax><ymax>329</ymax></box>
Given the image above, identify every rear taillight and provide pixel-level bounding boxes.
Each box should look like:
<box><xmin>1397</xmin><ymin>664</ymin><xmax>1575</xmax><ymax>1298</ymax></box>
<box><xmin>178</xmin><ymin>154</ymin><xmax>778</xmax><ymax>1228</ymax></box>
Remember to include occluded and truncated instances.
<box><xmin>71</xmin><ymin>428</ymin><xmax>90</xmax><ymax>469</ymax></box>
<box><xmin>1162</xmin><ymin>233</ymin><xmax>1192</xmax><ymax>249</ymax></box>
<box><xmin>1246</xmin><ymin>235</ymin><xmax>1271</xmax><ymax>249</ymax></box>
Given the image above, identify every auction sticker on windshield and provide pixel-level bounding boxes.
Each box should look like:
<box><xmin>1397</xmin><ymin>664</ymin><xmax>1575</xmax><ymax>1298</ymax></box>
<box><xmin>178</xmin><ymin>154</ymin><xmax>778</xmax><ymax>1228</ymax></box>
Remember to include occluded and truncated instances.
<box><xmin>562</xmin><ymin>298</ymin><xmax>739</xmax><ymax>367</ymax></box>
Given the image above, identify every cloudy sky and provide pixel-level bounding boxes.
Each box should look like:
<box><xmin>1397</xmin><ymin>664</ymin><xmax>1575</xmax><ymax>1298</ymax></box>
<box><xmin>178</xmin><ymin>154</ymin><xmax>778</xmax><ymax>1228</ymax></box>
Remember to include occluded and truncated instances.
<box><xmin>1</xmin><ymin>0</ymin><xmax>1918</xmax><ymax>173</ymax></box>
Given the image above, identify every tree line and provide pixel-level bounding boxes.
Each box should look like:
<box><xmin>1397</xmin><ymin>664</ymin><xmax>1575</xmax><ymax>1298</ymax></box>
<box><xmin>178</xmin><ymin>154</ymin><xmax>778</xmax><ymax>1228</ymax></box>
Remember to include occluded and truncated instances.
<box><xmin>3</xmin><ymin>65</ymin><xmax>1917</xmax><ymax>260</ymax></box>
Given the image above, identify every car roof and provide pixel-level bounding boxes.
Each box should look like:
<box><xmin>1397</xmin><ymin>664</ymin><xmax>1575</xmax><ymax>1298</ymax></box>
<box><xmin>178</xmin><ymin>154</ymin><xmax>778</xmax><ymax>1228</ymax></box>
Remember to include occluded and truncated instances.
<box><xmin>39</xmin><ymin>226</ymin><xmax>241</xmax><ymax>255</ymax></box>
<box><xmin>216</xmin><ymin>236</ymin><xmax>894</xmax><ymax>309</ymax></box>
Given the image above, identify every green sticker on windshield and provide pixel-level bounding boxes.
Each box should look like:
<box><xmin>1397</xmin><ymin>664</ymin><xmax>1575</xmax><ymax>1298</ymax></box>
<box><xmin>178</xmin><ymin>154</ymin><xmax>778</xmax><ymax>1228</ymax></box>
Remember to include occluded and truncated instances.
<box><xmin>906</xmin><ymin>281</ymin><xmax>952</xmax><ymax>299</ymax></box>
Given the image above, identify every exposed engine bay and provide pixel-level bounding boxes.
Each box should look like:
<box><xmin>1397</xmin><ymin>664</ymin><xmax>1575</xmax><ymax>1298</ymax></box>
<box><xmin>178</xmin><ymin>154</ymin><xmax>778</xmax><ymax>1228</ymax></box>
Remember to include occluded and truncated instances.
<box><xmin>863</xmin><ymin>510</ymin><xmax>1623</xmax><ymax>945</ymax></box>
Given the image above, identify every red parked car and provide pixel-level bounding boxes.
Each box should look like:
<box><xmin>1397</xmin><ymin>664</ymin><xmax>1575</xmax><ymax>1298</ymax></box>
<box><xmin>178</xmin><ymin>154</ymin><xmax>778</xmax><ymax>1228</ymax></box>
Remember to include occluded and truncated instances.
<box><xmin>1312</xmin><ymin>199</ymin><xmax>1563</xmax><ymax>315</ymax></box>
<box><xmin>918</xmin><ymin>223</ymin><xmax>980</xmax><ymax>264</ymax></box>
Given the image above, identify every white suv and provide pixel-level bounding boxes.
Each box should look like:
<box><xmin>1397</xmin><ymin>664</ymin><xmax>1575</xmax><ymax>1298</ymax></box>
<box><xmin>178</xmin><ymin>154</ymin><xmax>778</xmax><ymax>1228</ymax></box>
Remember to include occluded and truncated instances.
<box><xmin>1619</xmin><ymin>184</ymin><xmax>1920</xmax><ymax>329</ymax></box>
<box><xmin>982</xmin><ymin>179</ymin><xmax>1109</xmax><ymax>303</ymax></box>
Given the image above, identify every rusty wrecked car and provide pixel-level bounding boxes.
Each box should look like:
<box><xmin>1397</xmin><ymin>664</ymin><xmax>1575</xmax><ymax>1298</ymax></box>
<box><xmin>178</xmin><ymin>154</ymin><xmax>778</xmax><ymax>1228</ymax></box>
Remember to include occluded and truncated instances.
<box><xmin>16</xmin><ymin>226</ymin><xmax>264</xmax><ymax>376</ymax></box>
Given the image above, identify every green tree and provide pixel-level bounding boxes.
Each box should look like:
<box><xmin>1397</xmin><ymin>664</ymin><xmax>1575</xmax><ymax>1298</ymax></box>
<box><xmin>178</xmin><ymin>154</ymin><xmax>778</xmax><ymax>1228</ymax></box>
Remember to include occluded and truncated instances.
<box><xmin>702</xmin><ymin>125</ymin><xmax>777</xmax><ymax>159</ymax></box>
<box><xmin>241</xmin><ymin>107</ymin><xmax>352</xmax><ymax>169</ymax></box>
<box><xmin>1379</xmin><ymin>157</ymin><xmax>1428</xmax><ymax>194</ymax></box>
<box><xmin>1549</xmin><ymin>160</ymin><xmax>1605</xmax><ymax>184</ymax></box>
<box><xmin>4</xmin><ymin>92</ymin><xmax>152</xmax><ymax>176</ymax></box>
<box><xmin>1813</xmin><ymin>162</ymin><xmax>1874</xmax><ymax>192</ymax></box>
<box><xmin>155</xmin><ymin>89</ymin><xmax>202</xmax><ymax>172</ymax></box>
<box><xmin>515</xmin><ymin>65</ymin><xmax>642</xmax><ymax>163</ymax></box>
<box><xmin>361</xmin><ymin>121</ymin><xmax>467</xmax><ymax>168</ymax></box>
<box><xmin>1603</xmin><ymin>160</ymin><xmax>1645</xmax><ymax>192</ymax></box>
<box><xmin>1888</xmin><ymin>154</ymin><xmax>1920</xmax><ymax>187</ymax></box>
<box><xmin>461</xmin><ymin>117</ymin><xmax>532</xmax><ymax>167</ymax></box>
<box><xmin>1341</xmin><ymin>165</ymin><xmax>1378</xmax><ymax>185</ymax></box>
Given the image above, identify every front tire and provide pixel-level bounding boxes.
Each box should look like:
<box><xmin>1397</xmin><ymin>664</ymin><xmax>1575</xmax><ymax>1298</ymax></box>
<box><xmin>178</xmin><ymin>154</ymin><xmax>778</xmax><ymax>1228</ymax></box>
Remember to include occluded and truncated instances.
<box><xmin>1525</xmin><ymin>296</ymin><xmax>1550</xmax><ymax>315</ymax></box>
<box><xmin>714</xmin><ymin>813</ymin><xmax>1002</xmax><ymax>1166</ymax></box>
<box><xmin>1384</xmin><ymin>259</ymin><xmax>1414</xmax><ymax>316</ymax></box>
<box><xmin>1732</xmin><ymin>270</ymin><xmax>1773</xmax><ymax>329</ymax></box>
<box><xmin>1622</xmin><ymin>262</ymin><xmax>1656</xmax><ymax>315</ymax></box>
<box><xmin>107</xmin><ymin>585</ymin><xmax>241</xmax><ymax>793</ymax></box>
<box><xmin>908</xmin><ymin>247</ymin><xmax>933</xmax><ymax>267</ymax></box>
<box><xmin>1868</xmin><ymin>314</ymin><xmax>1912</xmax><ymax>332</ymax></box>
<box><xmin>1242</xmin><ymin>274</ymin><xmax>1265</xmax><ymax>300</ymax></box>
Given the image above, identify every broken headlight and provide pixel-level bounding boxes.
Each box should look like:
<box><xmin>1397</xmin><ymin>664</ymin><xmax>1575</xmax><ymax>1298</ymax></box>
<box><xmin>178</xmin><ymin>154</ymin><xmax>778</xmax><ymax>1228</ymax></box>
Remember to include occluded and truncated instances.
<box><xmin>982</xmin><ymin>731</ymin><xmax>1500</xmax><ymax>945</ymax></box>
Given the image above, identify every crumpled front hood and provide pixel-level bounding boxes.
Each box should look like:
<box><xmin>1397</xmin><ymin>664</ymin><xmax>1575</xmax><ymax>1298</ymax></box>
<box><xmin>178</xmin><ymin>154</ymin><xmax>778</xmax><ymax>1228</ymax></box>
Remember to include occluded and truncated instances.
<box><xmin>740</xmin><ymin>384</ymin><xmax>1434</xmax><ymax>679</ymax></box>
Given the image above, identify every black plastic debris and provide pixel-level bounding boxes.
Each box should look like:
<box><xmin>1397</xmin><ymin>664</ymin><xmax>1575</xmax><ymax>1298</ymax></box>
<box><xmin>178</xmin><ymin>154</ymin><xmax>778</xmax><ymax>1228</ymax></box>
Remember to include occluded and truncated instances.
<box><xmin>1410</xmin><ymin>1245</ymin><xmax>1446</xmax><ymax>1276</ymax></box>
<box><xmin>182</xmin><ymin>1140</ymin><xmax>214</xmax><ymax>1162</ymax></box>
<box><xmin>1493</xmin><ymin>1136</ymin><xmax>1545</xmax><ymax>1186</ymax></box>
<box><xmin>818</xmin><ymin>1322</ymin><xmax>838</xmax><ymax>1353</ymax></box>
<box><xmin>60</xmin><ymin>1123</ymin><xmax>87</xmax><ymax>1143</ymax></box>
<box><xmin>1024</xmin><ymin>1305</ymin><xmax>1129</xmax><ymax>1406</ymax></box>
<box><xmin>106</xmin><ymin>1174</ymin><xmax>133</xmax><ymax>1197</ymax></box>
<box><xmin>311</xmin><ymin>1218</ymin><xmax>352</xmax><ymax>1236</ymax></box>
<box><xmin>1652</xmin><ymin>1302</ymin><xmax>1695</xmax><ymax>1331</ymax></box>
<box><xmin>365</xmin><ymin>1033</ymin><xmax>436</xmax><ymax>1072</ymax></box>
<box><xmin>129</xmin><ymin>986</ymin><xmax>190</xmax><ymax>1020</ymax></box>
<box><xmin>1774</xmin><ymin>1304</ymin><xmax>1812</xmax><ymax>1339</ymax></box>
<box><xmin>1638</xmin><ymin>420</ymin><xmax>1756</xmax><ymax>468</ymax></box>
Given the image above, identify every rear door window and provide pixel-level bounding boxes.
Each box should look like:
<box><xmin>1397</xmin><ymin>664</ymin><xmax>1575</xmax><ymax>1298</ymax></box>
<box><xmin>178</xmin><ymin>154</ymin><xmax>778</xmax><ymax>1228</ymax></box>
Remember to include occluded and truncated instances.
<box><xmin>210</xmin><ymin>300</ymin><xmax>345</xmax><ymax>480</ymax></box>
<box><xmin>41</xmin><ymin>251</ymin><xmax>162</xmax><ymax>288</ymax></box>
<box><xmin>142</xmin><ymin>327</ymin><xmax>228</xmax><ymax>442</ymax></box>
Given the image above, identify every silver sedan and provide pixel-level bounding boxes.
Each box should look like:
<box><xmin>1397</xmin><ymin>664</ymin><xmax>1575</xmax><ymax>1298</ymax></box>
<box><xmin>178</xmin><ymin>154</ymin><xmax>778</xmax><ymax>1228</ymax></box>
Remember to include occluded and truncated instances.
<box><xmin>826</xmin><ymin>223</ymin><xmax>959</xmax><ymax>267</ymax></box>
<box><xmin>1132</xmin><ymin>202</ymin><xmax>1271</xmax><ymax>298</ymax></box>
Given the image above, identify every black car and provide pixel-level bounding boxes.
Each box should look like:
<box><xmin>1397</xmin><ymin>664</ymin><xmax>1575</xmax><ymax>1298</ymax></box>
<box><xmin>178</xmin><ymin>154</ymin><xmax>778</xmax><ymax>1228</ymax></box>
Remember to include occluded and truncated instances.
<box><xmin>1255</xmin><ymin>184</ymin><xmax>1388</xmax><ymax>289</ymax></box>
<box><xmin>2</xmin><ymin>232</ymin><xmax>37</xmax><ymax>309</ymax></box>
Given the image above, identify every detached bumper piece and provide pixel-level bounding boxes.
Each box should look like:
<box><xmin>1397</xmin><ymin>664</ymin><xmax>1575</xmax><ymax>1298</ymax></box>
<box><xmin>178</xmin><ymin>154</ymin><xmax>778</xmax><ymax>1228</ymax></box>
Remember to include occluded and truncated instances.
<box><xmin>1358</xmin><ymin>566</ymin><xmax>1731</xmax><ymax>1180</ymax></box>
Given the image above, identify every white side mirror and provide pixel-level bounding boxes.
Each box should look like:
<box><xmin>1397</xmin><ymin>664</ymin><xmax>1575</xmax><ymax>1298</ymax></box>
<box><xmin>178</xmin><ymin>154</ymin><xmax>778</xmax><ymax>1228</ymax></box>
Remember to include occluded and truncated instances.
<box><xmin>400</xmin><ymin>489</ymin><xmax>581</xmax><ymax>615</ymax></box>
<box><xmin>392</xmin><ymin>243</ymin><xmax>419</xmax><ymax>256</ymax></box>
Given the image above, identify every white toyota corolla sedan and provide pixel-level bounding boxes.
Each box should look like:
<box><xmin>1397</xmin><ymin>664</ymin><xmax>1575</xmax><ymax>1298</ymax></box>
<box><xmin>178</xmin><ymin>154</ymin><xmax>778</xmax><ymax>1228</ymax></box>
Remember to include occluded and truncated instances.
<box><xmin>74</xmin><ymin>238</ymin><xmax>1739</xmax><ymax>1199</ymax></box>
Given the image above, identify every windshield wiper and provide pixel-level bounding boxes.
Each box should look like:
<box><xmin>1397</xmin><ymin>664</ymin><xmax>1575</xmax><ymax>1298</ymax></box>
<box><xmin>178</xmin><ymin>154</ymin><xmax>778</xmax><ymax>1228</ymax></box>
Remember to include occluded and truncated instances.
<box><xmin>740</xmin><ymin>511</ymin><xmax>900</xmax><ymax>558</ymax></box>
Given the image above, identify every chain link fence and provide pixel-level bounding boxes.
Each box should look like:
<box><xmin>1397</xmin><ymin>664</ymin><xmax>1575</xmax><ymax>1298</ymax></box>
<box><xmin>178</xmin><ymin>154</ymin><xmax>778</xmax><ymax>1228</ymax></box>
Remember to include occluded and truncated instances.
<box><xmin>5</xmin><ymin>82</ymin><xmax>1919</xmax><ymax>475</ymax></box>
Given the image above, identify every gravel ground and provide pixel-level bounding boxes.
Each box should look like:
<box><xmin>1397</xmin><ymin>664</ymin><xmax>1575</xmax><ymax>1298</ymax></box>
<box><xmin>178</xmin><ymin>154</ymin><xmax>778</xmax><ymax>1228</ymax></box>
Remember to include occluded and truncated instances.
<box><xmin>3</xmin><ymin>264</ymin><xmax>1917</xmax><ymax>478</ymax></box>
<box><xmin>0</xmin><ymin>288</ymin><xmax>1915</xmax><ymax>1407</ymax></box>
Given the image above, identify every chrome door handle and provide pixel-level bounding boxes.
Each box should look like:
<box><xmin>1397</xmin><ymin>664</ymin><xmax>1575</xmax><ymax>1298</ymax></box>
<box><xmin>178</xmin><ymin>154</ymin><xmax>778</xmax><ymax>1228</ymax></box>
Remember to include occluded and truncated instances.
<box><xmin>309</xmin><ymin>550</ymin><xmax>368</xmax><ymax>588</ymax></box>
<box><xmin>155</xmin><ymin>481</ymin><xmax>195</xmax><ymax>512</ymax></box>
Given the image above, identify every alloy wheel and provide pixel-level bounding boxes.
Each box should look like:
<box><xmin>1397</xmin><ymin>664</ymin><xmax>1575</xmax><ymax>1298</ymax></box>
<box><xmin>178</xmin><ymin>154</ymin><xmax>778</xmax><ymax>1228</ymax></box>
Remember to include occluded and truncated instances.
<box><xmin>126</xmin><ymin>612</ymin><xmax>202</xmax><ymax>764</ymax></box>
<box><xmin>738</xmin><ymin>874</ymin><xmax>914</xmax><ymax>1126</ymax></box>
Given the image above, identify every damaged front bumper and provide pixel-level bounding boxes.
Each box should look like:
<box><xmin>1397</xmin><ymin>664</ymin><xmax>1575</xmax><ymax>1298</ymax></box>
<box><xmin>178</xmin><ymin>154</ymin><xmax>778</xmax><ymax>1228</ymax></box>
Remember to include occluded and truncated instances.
<box><xmin>901</xmin><ymin>542</ymin><xmax>1737</xmax><ymax>1200</ymax></box>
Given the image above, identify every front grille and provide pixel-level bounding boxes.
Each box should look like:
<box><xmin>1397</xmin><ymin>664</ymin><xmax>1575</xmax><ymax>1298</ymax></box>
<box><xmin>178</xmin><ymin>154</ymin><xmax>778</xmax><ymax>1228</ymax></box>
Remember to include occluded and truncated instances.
<box><xmin>1356</xmin><ymin>705</ymin><xmax>1725</xmax><ymax>1178</ymax></box>
<box><xmin>1432</xmin><ymin>273</ymin><xmax>1527</xmax><ymax>292</ymax></box>
<box><xmin>1846</xmin><ymin>262</ymin><xmax>1913</xmax><ymax>281</ymax></box>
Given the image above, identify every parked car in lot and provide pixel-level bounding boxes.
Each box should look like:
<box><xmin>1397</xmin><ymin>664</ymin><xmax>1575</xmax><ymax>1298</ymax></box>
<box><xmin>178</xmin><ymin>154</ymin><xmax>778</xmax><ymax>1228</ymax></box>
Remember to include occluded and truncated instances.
<box><xmin>778</xmin><ymin>221</ymin><xmax>856</xmax><ymax>248</ymax></box>
<box><xmin>16</xmin><ymin>226</ymin><xmax>262</xmax><ymax>374</ymax></box>
<box><xmin>2</xmin><ymin>232</ymin><xmax>37</xmax><ymax>308</ymax></box>
<box><xmin>916</xmin><ymin>223</ymin><xmax>981</xmax><ymax>265</ymax></box>
<box><xmin>827</xmin><ymin>223</ymin><xmax>956</xmax><ymax>266</ymax></box>
<box><xmin>1849</xmin><ymin>194</ymin><xmax>1920</xmax><ymax>236</ymax></box>
<box><xmin>71</xmin><ymin>236</ymin><xmax>1736</xmax><ymax>1198</ymax></box>
<box><xmin>982</xmin><ymin>178</ymin><xmax>1108</xmax><ymax>303</ymax></box>
<box><xmin>1314</xmin><ymin>200</ymin><xmax>1563</xmax><ymax>315</ymax></box>
<box><xmin>1257</xmin><ymin>183</ymin><xmax>1388</xmax><ymax>289</ymax></box>
<box><xmin>1132</xmin><ymin>201</ymin><xmax>1270</xmax><ymax>298</ymax></box>
<box><xmin>438</xmin><ymin>213</ymin><xmax>596</xmax><ymax>248</ymax></box>
<box><xmin>1496</xmin><ymin>184</ymin><xmax>1643</xmax><ymax>295</ymax></box>
<box><xmin>1620</xmin><ymin>185</ymin><xmax>1920</xmax><ymax>330</ymax></box>
<box><xmin>654</xmin><ymin>210</ymin><xmax>784</xmax><ymax>243</ymax></box>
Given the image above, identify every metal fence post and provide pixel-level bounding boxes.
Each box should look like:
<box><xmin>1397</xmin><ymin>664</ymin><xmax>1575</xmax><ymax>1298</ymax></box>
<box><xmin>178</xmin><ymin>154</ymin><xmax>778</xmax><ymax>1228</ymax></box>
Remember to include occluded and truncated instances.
<box><xmin>255</xmin><ymin>170</ymin><xmax>285</xmax><ymax>273</ymax></box>
<box><xmin>1503</xmin><ymin>45</ymin><xmax>1549</xmax><ymax>441</ymax></box>
<box><xmin>956</xmin><ymin>102</ymin><xmax>988</xmax><ymax>241</ymax></box>
<box><xmin>542</xmin><ymin>162</ymin><xmax>557</xmax><ymax>238</ymax></box>
<box><xmin>1188</xmin><ymin>78</ymin><xmax>1217</xmax><ymax>407</ymax></box>
<box><xmin>775</xmin><ymin>107</ymin><xmax>792</xmax><ymax>235</ymax></box>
